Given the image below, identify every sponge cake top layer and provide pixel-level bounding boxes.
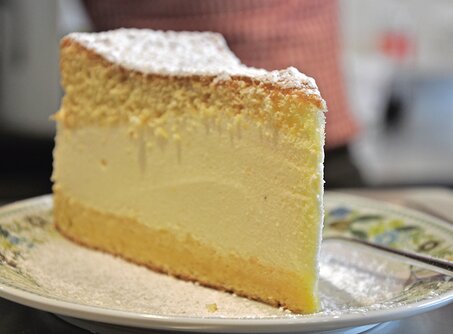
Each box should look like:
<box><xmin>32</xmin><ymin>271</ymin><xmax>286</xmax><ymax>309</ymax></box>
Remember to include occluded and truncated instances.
<box><xmin>66</xmin><ymin>29</ymin><xmax>324</xmax><ymax>98</ymax></box>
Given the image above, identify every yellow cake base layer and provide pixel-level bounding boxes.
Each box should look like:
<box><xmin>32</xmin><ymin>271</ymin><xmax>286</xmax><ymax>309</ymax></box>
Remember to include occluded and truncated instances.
<box><xmin>53</xmin><ymin>189</ymin><xmax>319</xmax><ymax>313</ymax></box>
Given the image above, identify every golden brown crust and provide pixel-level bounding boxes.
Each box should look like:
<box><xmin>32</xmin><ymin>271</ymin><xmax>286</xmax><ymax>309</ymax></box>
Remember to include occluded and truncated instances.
<box><xmin>53</xmin><ymin>189</ymin><xmax>319</xmax><ymax>313</ymax></box>
<box><xmin>56</xmin><ymin>223</ymin><xmax>281</xmax><ymax>309</ymax></box>
<box><xmin>60</xmin><ymin>37</ymin><xmax>325</xmax><ymax>109</ymax></box>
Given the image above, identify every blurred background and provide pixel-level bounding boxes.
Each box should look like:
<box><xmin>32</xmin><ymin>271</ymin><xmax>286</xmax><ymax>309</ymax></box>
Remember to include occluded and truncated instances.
<box><xmin>0</xmin><ymin>0</ymin><xmax>452</xmax><ymax>201</ymax></box>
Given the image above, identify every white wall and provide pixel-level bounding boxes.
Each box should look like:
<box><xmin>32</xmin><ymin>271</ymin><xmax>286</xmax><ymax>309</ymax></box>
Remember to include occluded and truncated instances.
<box><xmin>340</xmin><ymin>0</ymin><xmax>453</xmax><ymax>185</ymax></box>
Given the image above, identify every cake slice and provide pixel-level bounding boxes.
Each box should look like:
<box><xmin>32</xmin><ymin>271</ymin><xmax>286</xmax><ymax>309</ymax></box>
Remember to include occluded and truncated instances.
<box><xmin>52</xmin><ymin>29</ymin><xmax>326</xmax><ymax>313</ymax></box>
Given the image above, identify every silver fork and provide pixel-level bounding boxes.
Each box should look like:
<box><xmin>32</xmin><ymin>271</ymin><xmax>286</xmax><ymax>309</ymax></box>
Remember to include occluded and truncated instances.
<box><xmin>324</xmin><ymin>236</ymin><xmax>453</xmax><ymax>277</ymax></box>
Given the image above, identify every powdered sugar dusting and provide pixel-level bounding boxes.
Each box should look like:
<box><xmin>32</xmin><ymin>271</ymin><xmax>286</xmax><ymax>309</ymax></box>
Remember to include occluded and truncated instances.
<box><xmin>67</xmin><ymin>29</ymin><xmax>321</xmax><ymax>92</ymax></box>
<box><xmin>15</xmin><ymin>233</ymin><xmax>430</xmax><ymax>318</ymax></box>
<box><xmin>319</xmin><ymin>242</ymin><xmax>410</xmax><ymax>310</ymax></box>
<box><xmin>20</xmin><ymin>238</ymin><xmax>287</xmax><ymax>317</ymax></box>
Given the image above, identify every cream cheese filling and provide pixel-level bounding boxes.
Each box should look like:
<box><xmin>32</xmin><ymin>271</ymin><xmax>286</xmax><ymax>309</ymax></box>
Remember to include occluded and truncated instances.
<box><xmin>53</xmin><ymin>114</ymin><xmax>322</xmax><ymax>272</ymax></box>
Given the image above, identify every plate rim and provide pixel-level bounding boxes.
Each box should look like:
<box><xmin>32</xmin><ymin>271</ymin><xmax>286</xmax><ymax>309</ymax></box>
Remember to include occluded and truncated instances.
<box><xmin>1</xmin><ymin>282</ymin><xmax>452</xmax><ymax>333</ymax></box>
<box><xmin>0</xmin><ymin>193</ymin><xmax>452</xmax><ymax>333</ymax></box>
<box><xmin>325</xmin><ymin>191</ymin><xmax>453</xmax><ymax>235</ymax></box>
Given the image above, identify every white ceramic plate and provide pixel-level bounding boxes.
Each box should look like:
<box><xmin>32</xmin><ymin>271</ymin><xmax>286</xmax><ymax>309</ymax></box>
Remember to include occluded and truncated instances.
<box><xmin>0</xmin><ymin>193</ymin><xmax>452</xmax><ymax>333</ymax></box>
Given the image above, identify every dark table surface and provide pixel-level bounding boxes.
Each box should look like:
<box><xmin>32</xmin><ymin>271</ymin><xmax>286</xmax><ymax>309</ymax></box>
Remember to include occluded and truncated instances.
<box><xmin>0</xmin><ymin>298</ymin><xmax>87</xmax><ymax>333</ymax></box>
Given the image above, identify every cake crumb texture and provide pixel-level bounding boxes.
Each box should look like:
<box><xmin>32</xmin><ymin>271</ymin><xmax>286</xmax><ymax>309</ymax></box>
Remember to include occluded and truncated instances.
<box><xmin>66</xmin><ymin>29</ymin><xmax>324</xmax><ymax>92</ymax></box>
<box><xmin>53</xmin><ymin>29</ymin><xmax>326</xmax><ymax>314</ymax></box>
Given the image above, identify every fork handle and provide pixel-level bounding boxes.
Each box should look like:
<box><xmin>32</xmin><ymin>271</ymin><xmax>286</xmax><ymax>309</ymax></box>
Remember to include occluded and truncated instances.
<box><xmin>324</xmin><ymin>236</ymin><xmax>453</xmax><ymax>277</ymax></box>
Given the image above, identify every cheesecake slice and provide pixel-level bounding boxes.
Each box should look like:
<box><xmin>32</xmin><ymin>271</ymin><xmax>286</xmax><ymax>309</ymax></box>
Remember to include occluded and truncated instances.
<box><xmin>52</xmin><ymin>29</ymin><xmax>326</xmax><ymax>313</ymax></box>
